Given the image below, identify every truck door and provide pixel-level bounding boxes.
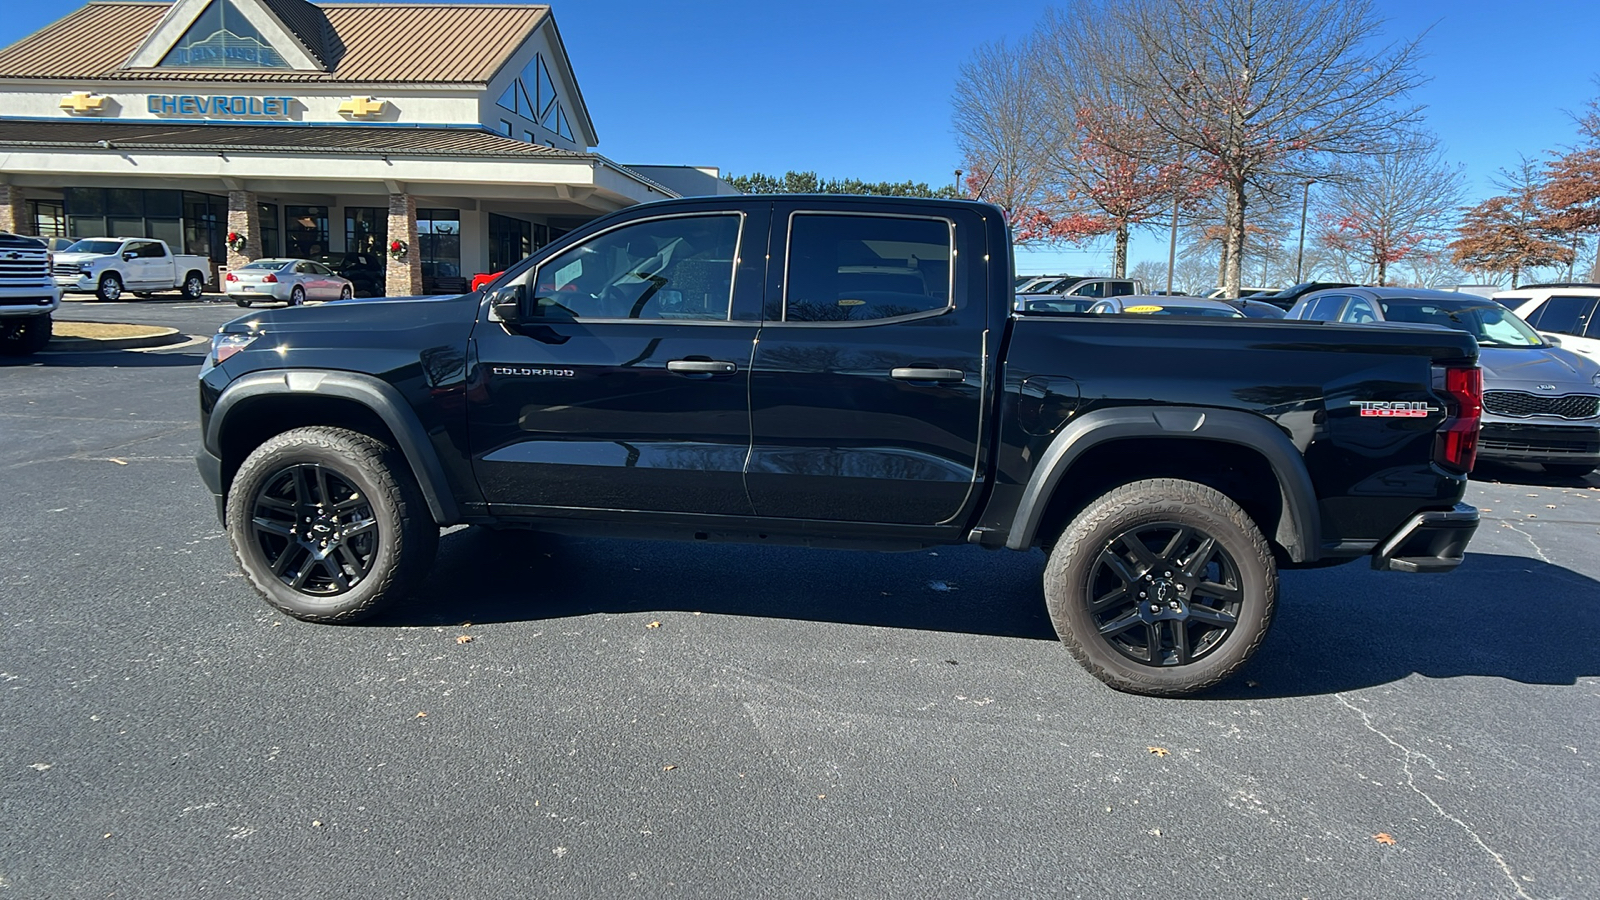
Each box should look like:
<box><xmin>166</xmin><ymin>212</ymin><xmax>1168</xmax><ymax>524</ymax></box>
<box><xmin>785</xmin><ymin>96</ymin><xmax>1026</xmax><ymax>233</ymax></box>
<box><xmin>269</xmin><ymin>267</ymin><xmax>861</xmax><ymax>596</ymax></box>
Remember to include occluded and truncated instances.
<box><xmin>745</xmin><ymin>203</ymin><xmax>990</xmax><ymax>526</ymax></box>
<box><xmin>469</xmin><ymin>205</ymin><xmax>768</xmax><ymax>516</ymax></box>
<box><xmin>133</xmin><ymin>240</ymin><xmax>171</xmax><ymax>288</ymax></box>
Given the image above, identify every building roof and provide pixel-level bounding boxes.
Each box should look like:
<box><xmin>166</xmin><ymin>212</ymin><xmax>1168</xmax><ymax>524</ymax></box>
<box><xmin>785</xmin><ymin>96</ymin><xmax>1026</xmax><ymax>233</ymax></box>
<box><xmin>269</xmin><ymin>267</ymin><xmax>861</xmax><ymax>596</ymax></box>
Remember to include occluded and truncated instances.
<box><xmin>0</xmin><ymin>1</ymin><xmax>549</xmax><ymax>84</ymax></box>
<box><xmin>0</xmin><ymin>119</ymin><xmax>583</xmax><ymax>157</ymax></box>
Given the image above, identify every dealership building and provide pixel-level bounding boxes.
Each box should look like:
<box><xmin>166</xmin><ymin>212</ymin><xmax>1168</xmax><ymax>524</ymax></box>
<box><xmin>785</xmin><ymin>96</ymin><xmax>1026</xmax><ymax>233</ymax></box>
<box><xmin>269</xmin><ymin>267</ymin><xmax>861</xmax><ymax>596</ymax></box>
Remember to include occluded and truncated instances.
<box><xmin>0</xmin><ymin>0</ymin><xmax>730</xmax><ymax>293</ymax></box>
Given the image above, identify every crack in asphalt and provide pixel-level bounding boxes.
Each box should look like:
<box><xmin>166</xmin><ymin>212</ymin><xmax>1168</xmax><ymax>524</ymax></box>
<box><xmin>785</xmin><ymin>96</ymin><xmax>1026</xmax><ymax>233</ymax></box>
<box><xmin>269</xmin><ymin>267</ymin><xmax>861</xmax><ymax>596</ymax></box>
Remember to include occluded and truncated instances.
<box><xmin>1335</xmin><ymin>693</ymin><xmax>1535</xmax><ymax>900</ymax></box>
<box><xmin>1499</xmin><ymin>522</ymin><xmax>1554</xmax><ymax>565</ymax></box>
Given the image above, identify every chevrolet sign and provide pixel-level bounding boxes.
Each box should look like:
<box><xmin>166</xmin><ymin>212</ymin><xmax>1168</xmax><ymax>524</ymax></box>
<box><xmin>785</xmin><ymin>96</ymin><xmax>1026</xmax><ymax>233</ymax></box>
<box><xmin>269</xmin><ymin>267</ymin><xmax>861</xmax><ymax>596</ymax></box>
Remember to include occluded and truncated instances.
<box><xmin>148</xmin><ymin>95</ymin><xmax>294</xmax><ymax>117</ymax></box>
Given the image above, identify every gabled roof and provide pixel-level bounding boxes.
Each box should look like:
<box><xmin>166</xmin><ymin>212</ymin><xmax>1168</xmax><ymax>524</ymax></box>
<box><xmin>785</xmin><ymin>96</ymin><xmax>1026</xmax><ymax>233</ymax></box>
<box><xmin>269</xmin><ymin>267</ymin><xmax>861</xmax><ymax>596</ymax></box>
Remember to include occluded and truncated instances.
<box><xmin>0</xmin><ymin>119</ymin><xmax>581</xmax><ymax>157</ymax></box>
<box><xmin>0</xmin><ymin>1</ymin><xmax>550</xmax><ymax>85</ymax></box>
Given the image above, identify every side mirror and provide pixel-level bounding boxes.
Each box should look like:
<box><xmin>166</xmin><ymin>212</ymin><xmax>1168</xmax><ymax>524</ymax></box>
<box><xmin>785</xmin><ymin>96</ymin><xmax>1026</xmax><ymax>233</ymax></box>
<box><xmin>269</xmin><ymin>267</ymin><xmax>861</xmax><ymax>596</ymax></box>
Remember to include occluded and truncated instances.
<box><xmin>1543</xmin><ymin>333</ymin><xmax>1562</xmax><ymax>348</ymax></box>
<box><xmin>122</xmin><ymin>251</ymin><xmax>137</xmax><ymax>261</ymax></box>
<box><xmin>487</xmin><ymin>283</ymin><xmax>526</xmax><ymax>325</ymax></box>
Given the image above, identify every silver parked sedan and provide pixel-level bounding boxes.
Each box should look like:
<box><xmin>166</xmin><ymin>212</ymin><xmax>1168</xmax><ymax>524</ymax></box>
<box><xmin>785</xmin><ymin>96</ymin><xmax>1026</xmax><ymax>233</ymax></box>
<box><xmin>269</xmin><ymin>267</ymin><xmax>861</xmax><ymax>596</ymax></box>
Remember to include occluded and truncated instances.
<box><xmin>226</xmin><ymin>258</ymin><xmax>353</xmax><ymax>307</ymax></box>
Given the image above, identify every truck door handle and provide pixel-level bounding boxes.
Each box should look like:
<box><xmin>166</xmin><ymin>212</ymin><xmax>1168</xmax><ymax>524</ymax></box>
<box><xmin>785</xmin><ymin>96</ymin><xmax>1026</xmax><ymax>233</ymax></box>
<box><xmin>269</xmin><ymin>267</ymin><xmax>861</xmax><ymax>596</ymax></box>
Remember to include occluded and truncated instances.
<box><xmin>891</xmin><ymin>367</ymin><xmax>965</xmax><ymax>383</ymax></box>
<box><xmin>667</xmin><ymin>359</ymin><xmax>738</xmax><ymax>375</ymax></box>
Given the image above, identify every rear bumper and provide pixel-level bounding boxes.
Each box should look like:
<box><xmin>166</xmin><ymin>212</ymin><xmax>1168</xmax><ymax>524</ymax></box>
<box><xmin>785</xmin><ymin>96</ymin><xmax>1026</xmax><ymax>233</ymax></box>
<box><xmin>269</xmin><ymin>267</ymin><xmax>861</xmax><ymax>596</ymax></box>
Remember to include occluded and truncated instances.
<box><xmin>1479</xmin><ymin>422</ymin><xmax>1600</xmax><ymax>464</ymax></box>
<box><xmin>1371</xmin><ymin>503</ymin><xmax>1478</xmax><ymax>573</ymax></box>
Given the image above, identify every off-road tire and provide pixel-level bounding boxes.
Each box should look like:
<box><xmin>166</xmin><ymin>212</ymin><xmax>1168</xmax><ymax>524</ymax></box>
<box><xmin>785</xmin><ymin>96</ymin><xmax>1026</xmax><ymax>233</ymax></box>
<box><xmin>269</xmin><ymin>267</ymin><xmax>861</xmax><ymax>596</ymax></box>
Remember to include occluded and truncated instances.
<box><xmin>1044</xmin><ymin>478</ymin><xmax>1276</xmax><ymax>697</ymax></box>
<box><xmin>0</xmin><ymin>314</ymin><xmax>51</xmax><ymax>355</ymax></box>
<box><xmin>1542</xmin><ymin>463</ymin><xmax>1595</xmax><ymax>478</ymax></box>
<box><xmin>227</xmin><ymin>426</ymin><xmax>438</xmax><ymax>623</ymax></box>
<box><xmin>181</xmin><ymin>272</ymin><xmax>205</xmax><ymax>300</ymax></box>
<box><xmin>290</xmin><ymin>285</ymin><xmax>305</xmax><ymax>306</ymax></box>
<box><xmin>96</xmin><ymin>273</ymin><xmax>123</xmax><ymax>302</ymax></box>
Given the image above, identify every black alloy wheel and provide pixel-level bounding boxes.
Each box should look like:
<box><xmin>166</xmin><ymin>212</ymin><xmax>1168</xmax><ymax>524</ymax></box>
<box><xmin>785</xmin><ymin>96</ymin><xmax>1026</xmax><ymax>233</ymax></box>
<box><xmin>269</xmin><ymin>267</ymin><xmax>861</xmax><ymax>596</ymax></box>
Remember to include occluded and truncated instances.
<box><xmin>249</xmin><ymin>463</ymin><xmax>380</xmax><ymax>595</ymax></box>
<box><xmin>226</xmin><ymin>426</ymin><xmax>438</xmax><ymax>623</ymax></box>
<box><xmin>1084</xmin><ymin>523</ymin><xmax>1243</xmax><ymax>667</ymax></box>
<box><xmin>0</xmin><ymin>314</ymin><xmax>52</xmax><ymax>355</ymax></box>
<box><xmin>1045</xmin><ymin>478</ymin><xmax>1275</xmax><ymax>696</ymax></box>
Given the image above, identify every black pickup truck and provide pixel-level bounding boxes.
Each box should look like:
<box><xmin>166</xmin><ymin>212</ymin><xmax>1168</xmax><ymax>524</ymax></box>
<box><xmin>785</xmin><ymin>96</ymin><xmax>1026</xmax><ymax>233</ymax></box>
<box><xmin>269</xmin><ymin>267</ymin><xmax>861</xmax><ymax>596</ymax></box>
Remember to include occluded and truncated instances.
<box><xmin>197</xmin><ymin>195</ymin><xmax>1482</xmax><ymax>696</ymax></box>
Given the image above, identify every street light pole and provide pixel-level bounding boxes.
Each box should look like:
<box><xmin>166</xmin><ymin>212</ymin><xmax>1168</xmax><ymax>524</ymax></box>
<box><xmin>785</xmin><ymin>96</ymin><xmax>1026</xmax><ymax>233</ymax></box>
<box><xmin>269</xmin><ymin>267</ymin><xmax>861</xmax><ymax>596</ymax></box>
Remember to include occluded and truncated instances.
<box><xmin>954</xmin><ymin>169</ymin><xmax>964</xmax><ymax>197</ymax></box>
<box><xmin>1166</xmin><ymin>193</ymin><xmax>1180</xmax><ymax>296</ymax></box>
<box><xmin>1294</xmin><ymin>180</ymin><xmax>1313</xmax><ymax>284</ymax></box>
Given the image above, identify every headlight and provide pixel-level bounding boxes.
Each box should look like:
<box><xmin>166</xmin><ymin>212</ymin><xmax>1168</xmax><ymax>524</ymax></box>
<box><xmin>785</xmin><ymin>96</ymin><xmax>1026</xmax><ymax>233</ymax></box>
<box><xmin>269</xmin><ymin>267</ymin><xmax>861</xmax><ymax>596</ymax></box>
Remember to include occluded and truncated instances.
<box><xmin>78</xmin><ymin>263</ymin><xmax>92</xmax><ymax>273</ymax></box>
<box><xmin>209</xmin><ymin>332</ymin><xmax>258</xmax><ymax>366</ymax></box>
<box><xmin>1593</xmin><ymin>371</ymin><xmax>1600</xmax><ymax>388</ymax></box>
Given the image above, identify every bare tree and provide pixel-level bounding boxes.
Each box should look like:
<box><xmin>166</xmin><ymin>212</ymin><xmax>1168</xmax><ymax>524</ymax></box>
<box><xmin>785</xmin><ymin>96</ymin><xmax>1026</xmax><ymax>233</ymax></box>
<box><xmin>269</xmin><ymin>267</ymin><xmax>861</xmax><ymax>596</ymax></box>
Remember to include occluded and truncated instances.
<box><xmin>1056</xmin><ymin>0</ymin><xmax>1426</xmax><ymax>297</ymax></box>
<box><xmin>952</xmin><ymin>36</ymin><xmax>1059</xmax><ymax>242</ymax></box>
<box><xmin>1315</xmin><ymin>131</ymin><xmax>1464</xmax><ymax>285</ymax></box>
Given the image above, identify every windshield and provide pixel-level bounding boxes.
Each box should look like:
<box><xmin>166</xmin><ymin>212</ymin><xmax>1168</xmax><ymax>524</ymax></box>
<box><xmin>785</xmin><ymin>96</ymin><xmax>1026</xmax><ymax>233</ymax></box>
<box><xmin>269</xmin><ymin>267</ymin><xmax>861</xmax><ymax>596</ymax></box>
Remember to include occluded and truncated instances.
<box><xmin>65</xmin><ymin>239</ymin><xmax>124</xmax><ymax>255</ymax></box>
<box><xmin>1379</xmin><ymin>300</ymin><xmax>1546</xmax><ymax>347</ymax></box>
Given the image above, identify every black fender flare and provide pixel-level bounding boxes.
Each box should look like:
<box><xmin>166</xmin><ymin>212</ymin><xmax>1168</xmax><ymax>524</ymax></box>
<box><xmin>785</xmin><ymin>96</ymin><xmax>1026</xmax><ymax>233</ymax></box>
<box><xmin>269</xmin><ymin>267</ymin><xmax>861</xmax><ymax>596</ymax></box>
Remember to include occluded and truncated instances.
<box><xmin>206</xmin><ymin>369</ymin><xmax>461</xmax><ymax>525</ymax></box>
<box><xmin>1005</xmin><ymin>406</ymin><xmax>1321</xmax><ymax>562</ymax></box>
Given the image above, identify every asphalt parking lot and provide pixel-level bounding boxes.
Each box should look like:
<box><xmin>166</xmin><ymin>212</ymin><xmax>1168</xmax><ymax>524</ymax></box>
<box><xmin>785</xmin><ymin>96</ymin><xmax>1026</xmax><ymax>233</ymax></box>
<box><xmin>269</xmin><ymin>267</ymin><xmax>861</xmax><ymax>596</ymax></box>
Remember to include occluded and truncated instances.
<box><xmin>3</xmin><ymin>296</ymin><xmax>1598</xmax><ymax>898</ymax></box>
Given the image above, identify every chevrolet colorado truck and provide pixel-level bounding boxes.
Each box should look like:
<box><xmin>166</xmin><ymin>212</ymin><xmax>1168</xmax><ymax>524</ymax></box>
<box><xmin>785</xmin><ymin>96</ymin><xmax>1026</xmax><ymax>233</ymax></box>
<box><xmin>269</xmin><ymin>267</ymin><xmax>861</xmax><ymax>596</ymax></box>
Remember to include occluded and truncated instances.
<box><xmin>53</xmin><ymin>237</ymin><xmax>209</xmax><ymax>302</ymax></box>
<box><xmin>197</xmin><ymin>196</ymin><xmax>1482</xmax><ymax>696</ymax></box>
<box><xmin>0</xmin><ymin>231</ymin><xmax>60</xmax><ymax>355</ymax></box>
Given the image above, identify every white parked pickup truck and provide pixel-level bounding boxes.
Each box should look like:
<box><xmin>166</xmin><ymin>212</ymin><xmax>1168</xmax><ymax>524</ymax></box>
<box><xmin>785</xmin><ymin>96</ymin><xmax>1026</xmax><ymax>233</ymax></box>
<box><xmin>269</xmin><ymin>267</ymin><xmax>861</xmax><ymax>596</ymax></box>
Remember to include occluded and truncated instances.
<box><xmin>0</xmin><ymin>231</ymin><xmax>61</xmax><ymax>355</ymax></box>
<box><xmin>52</xmin><ymin>237</ymin><xmax>210</xmax><ymax>302</ymax></box>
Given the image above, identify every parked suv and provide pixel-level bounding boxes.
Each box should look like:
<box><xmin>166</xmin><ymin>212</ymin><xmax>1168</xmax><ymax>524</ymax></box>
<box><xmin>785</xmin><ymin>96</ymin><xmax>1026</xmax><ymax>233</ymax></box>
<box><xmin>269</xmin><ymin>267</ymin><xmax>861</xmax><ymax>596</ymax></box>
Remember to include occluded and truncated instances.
<box><xmin>1014</xmin><ymin>276</ymin><xmax>1142</xmax><ymax>310</ymax></box>
<box><xmin>1497</xmin><ymin>286</ymin><xmax>1600</xmax><ymax>364</ymax></box>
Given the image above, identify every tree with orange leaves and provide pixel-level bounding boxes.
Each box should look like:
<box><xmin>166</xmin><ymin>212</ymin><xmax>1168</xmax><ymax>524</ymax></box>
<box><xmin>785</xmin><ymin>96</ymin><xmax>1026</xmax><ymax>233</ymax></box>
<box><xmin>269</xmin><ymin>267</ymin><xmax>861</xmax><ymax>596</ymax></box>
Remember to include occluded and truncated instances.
<box><xmin>1450</xmin><ymin>161</ymin><xmax>1574</xmax><ymax>288</ymax></box>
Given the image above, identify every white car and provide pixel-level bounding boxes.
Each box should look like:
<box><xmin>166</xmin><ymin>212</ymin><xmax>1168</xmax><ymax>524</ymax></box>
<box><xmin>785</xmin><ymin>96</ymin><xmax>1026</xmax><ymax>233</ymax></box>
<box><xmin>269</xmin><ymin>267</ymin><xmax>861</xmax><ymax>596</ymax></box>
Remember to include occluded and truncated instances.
<box><xmin>1497</xmin><ymin>286</ymin><xmax>1600</xmax><ymax>362</ymax></box>
<box><xmin>226</xmin><ymin>258</ymin><xmax>354</xmax><ymax>307</ymax></box>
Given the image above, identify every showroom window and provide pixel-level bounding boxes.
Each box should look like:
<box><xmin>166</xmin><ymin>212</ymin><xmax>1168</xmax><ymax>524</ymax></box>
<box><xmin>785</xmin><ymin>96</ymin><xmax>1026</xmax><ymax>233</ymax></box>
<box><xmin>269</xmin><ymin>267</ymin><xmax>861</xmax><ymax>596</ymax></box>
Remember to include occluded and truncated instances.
<box><xmin>488</xmin><ymin>213</ymin><xmax>532</xmax><ymax>273</ymax></box>
<box><xmin>779</xmin><ymin>213</ymin><xmax>953</xmax><ymax>323</ymax></box>
<box><xmin>259</xmin><ymin>203</ymin><xmax>280</xmax><ymax>257</ymax></box>
<box><xmin>64</xmin><ymin>187</ymin><xmax>185</xmax><ymax>253</ymax></box>
<box><xmin>527</xmin><ymin>213</ymin><xmax>741</xmax><ymax>321</ymax></box>
<box><xmin>284</xmin><ymin>205</ymin><xmax>329</xmax><ymax>258</ymax></box>
<box><xmin>418</xmin><ymin>209</ymin><xmax>461</xmax><ymax>280</ymax></box>
<box><xmin>29</xmin><ymin>200</ymin><xmax>65</xmax><ymax>238</ymax></box>
<box><xmin>344</xmin><ymin>207</ymin><xmax>386</xmax><ymax>255</ymax></box>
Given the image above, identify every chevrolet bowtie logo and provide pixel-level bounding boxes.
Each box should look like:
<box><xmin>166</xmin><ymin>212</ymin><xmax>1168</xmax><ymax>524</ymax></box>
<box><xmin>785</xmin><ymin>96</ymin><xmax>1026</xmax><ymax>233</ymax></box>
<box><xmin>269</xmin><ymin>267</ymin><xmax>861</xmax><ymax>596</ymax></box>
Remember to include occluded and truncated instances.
<box><xmin>338</xmin><ymin>96</ymin><xmax>386</xmax><ymax>118</ymax></box>
<box><xmin>59</xmin><ymin>92</ymin><xmax>108</xmax><ymax>115</ymax></box>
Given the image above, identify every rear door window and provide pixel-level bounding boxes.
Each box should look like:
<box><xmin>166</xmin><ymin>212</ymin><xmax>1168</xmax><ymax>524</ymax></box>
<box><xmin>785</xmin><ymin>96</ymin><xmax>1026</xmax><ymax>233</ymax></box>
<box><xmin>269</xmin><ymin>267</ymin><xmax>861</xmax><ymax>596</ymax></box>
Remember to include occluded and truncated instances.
<box><xmin>1303</xmin><ymin>293</ymin><xmax>1348</xmax><ymax>320</ymax></box>
<box><xmin>1110</xmin><ymin>281</ymin><xmax>1136</xmax><ymax>297</ymax></box>
<box><xmin>781</xmin><ymin>213</ymin><xmax>952</xmax><ymax>323</ymax></box>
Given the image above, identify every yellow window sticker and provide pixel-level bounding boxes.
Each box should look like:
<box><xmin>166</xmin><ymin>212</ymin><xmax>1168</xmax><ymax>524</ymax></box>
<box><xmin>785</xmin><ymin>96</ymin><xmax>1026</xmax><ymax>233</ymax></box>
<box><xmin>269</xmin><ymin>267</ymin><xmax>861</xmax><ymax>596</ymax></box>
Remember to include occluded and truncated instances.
<box><xmin>837</xmin><ymin>298</ymin><xmax>866</xmax><ymax>307</ymax></box>
<box><xmin>1125</xmin><ymin>304</ymin><xmax>1164</xmax><ymax>313</ymax></box>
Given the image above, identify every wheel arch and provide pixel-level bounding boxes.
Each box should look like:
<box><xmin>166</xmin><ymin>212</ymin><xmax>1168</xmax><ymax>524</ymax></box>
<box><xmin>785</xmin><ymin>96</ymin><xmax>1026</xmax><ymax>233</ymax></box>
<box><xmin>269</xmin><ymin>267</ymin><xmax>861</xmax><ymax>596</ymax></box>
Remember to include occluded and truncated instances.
<box><xmin>1007</xmin><ymin>406</ymin><xmax>1320</xmax><ymax>562</ymax></box>
<box><xmin>207</xmin><ymin>370</ymin><xmax>460</xmax><ymax>525</ymax></box>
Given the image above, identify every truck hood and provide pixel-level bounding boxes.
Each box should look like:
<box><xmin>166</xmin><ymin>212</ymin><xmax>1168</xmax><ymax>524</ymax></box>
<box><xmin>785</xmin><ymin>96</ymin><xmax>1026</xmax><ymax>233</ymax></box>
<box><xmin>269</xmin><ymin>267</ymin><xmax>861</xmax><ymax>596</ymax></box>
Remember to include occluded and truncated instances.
<box><xmin>52</xmin><ymin>252</ymin><xmax>110</xmax><ymax>266</ymax></box>
<box><xmin>1479</xmin><ymin>345</ymin><xmax>1600</xmax><ymax>391</ymax></box>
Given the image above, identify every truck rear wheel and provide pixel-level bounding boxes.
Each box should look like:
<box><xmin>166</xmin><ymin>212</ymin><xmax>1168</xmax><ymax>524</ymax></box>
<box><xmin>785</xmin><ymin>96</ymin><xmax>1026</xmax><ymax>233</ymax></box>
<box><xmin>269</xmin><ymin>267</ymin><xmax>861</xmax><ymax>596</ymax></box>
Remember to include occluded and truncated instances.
<box><xmin>226</xmin><ymin>426</ymin><xmax>439</xmax><ymax>623</ymax></box>
<box><xmin>0</xmin><ymin>314</ymin><xmax>51</xmax><ymax>355</ymax></box>
<box><xmin>1043</xmin><ymin>478</ymin><xmax>1276</xmax><ymax>697</ymax></box>
<box><xmin>181</xmin><ymin>272</ymin><xmax>205</xmax><ymax>299</ymax></box>
<box><xmin>96</xmin><ymin>273</ymin><xmax>123</xmax><ymax>302</ymax></box>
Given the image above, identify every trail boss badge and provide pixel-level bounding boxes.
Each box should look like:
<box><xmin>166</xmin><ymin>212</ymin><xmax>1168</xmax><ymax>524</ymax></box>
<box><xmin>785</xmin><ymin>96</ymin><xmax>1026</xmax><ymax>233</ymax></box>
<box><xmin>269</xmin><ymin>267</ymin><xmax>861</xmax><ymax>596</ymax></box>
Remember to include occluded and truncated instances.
<box><xmin>1353</xmin><ymin>400</ymin><xmax>1437</xmax><ymax>418</ymax></box>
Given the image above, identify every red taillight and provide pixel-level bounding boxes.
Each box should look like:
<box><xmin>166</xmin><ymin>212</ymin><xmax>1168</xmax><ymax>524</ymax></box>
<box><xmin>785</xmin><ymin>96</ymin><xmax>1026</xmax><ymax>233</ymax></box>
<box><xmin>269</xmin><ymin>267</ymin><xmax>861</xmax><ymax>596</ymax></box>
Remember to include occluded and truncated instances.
<box><xmin>262</xmin><ymin>273</ymin><xmax>278</xmax><ymax>283</ymax></box>
<box><xmin>225</xmin><ymin>272</ymin><xmax>237</xmax><ymax>282</ymax></box>
<box><xmin>1434</xmin><ymin>365</ymin><xmax>1482</xmax><ymax>473</ymax></box>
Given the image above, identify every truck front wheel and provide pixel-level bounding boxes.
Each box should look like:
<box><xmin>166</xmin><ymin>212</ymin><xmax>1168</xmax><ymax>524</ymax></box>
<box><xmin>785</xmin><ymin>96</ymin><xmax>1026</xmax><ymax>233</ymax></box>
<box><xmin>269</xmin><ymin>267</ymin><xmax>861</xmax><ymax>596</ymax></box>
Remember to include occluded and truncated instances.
<box><xmin>0</xmin><ymin>314</ymin><xmax>51</xmax><ymax>355</ymax></box>
<box><xmin>227</xmin><ymin>426</ymin><xmax>439</xmax><ymax>623</ymax></box>
<box><xmin>96</xmin><ymin>273</ymin><xmax>123</xmax><ymax>302</ymax></box>
<box><xmin>1044</xmin><ymin>478</ymin><xmax>1276</xmax><ymax>697</ymax></box>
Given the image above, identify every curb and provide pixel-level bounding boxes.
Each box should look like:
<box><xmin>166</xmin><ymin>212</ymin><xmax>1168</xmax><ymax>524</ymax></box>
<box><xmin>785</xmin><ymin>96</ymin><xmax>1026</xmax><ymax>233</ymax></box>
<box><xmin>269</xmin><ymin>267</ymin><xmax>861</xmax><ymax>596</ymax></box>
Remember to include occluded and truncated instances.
<box><xmin>46</xmin><ymin>326</ymin><xmax>190</xmax><ymax>352</ymax></box>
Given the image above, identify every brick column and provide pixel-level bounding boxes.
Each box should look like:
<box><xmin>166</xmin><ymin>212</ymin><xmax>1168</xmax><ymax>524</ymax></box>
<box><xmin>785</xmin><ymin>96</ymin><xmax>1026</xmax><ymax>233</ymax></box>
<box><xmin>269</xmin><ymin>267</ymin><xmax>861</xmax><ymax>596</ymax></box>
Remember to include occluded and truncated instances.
<box><xmin>386</xmin><ymin>192</ymin><xmax>422</xmax><ymax>296</ymax></box>
<box><xmin>0</xmin><ymin>184</ymin><xmax>29</xmax><ymax>235</ymax></box>
<box><xmin>226</xmin><ymin>189</ymin><xmax>260</xmax><ymax>271</ymax></box>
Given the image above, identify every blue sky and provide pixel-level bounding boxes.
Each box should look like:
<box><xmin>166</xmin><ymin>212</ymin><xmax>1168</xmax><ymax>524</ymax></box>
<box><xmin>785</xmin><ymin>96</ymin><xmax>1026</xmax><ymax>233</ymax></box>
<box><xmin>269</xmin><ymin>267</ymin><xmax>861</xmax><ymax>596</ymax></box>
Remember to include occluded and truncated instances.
<box><xmin>5</xmin><ymin>0</ymin><xmax>1600</xmax><ymax>274</ymax></box>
